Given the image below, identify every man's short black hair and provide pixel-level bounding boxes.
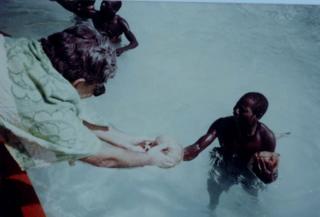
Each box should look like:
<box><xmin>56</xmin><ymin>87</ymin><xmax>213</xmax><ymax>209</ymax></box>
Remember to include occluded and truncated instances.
<box><xmin>40</xmin><ymin>23</ymin><xmax>116</xmax><ymax>85</ymax></box>
<box><xmin>236</xmin><ymin>92</ymin><xmax>269</xmax><ymax>119</ymax></box>
<box><xmin>100</xmin><ymin>0</ymin><xmax>122</xmax><ymax>12</ymax></box>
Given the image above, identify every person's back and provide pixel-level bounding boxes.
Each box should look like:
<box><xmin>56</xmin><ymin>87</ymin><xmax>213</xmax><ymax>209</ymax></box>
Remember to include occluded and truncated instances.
<box><xmin>0</xmin><ymin>23</ymin><xmax>117</xmax><ymax>169</ymax></box>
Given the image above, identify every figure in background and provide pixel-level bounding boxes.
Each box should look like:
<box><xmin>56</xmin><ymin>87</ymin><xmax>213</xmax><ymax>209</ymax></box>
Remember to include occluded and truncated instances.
<box><xmin>53</xmin><ymin>0</ymin><xmax>97</xmax><ymax>19</ymax></box>
<box><xmin>93</xmin><ymin>0</ymin><xmax>138</xmax><ymax>56</ymax></box>
<box><xmin>53</xmin><ymin>0</ymin><xmax>138</xmax><ymax>56</ymax></box>
<box><xmin>183</xmin><ymin>92</ymin><xmax>279</xmax><ymax>210</ymax></box>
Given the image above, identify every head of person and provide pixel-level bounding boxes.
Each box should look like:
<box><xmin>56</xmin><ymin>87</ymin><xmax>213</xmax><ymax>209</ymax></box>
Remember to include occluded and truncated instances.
<box><xmin>233</xmin><ymin>92</ymin><xmax>268</xmax><ymax>126</ymax></box>
<box><xmin>100</xmin><ymin>0</ymin><xmax>122</xmax><ymax>20</ymax></box>
<box><xmin>40</xmin><ymin>24</ymin><xmax>116</xmax><ymax>98</ymax></box>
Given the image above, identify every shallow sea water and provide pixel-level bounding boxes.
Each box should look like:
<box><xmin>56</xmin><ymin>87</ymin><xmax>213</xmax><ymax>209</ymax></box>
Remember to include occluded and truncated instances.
<box><xmin>1</xmin><ymin>1</ymin><xmax>320</xmax><ymax>217</ymax></box>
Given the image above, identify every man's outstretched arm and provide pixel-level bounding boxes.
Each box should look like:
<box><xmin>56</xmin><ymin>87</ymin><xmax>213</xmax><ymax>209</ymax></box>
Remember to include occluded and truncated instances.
<box><xmin>183</xmin><ymin>123</ymin><xmax>218</xmax><ymax>161</ymax></box>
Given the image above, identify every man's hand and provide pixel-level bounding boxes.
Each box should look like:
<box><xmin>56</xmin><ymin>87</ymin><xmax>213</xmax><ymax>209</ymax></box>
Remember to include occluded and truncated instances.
<box><xmin>255</xmin><ymin>151</ymin><xmax>279</xmax><ymax>173</ymax></box>
<box><xmin>183</xmin><ymin>144</ymin><xmax>200</xmax><ymax>161</ymax></box>
<box><xmin>250</xmin><ymin>151</ymin><xmax>280</xmax><ymax>184</ymax></box>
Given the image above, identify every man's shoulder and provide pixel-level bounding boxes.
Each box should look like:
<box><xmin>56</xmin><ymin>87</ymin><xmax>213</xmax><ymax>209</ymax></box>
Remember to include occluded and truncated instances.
<box><xmin>258</xmin><ymin>122</ymin><xmax>275</xmax><ymax>140</ymax></box>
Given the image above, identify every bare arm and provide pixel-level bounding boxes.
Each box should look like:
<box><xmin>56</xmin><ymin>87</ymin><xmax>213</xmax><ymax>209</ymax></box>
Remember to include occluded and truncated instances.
<box><xmin>80</xmin><ymin>142</ymin><xmax>153</xmax><ymax>168</ymax></box>
<box><xmin>115</xmin><ymin>18</ymin><xmax>138</xmax><ymax>56</ymax></box>
<box><xmin>81</xmin><ymin>121</ymin><xmax>179</xmax><ymax>168</ymax></box>
<box><xmin>183</xmin><ymin>122</ymin><xmax>218</xmax><ymax>161</ymax></box>
<box><xmin>83</xmin><ymin>120</ymin><xmax>153</xmax><ymax>152</ymax></box>
<box><xmin>79</xmin><ymin>138</ymin><xmax>177</xmax><ymax>168</ymax></box>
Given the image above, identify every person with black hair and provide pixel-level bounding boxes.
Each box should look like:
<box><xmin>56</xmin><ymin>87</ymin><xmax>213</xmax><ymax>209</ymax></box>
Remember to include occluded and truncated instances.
<box><xmin>0</xmin><ymin>23</ymin><xmax>181</xmax><ymax>171</ymax></box>
<box><xmin>183</xmin><ymin>92</ymin><xmax>279</xmax><ymax>210</ymax></box>
<box><xmin>53</xmin><ymin>0</ymin><xmax>138</xmax><ymax>56</ymax></box>
<box><xmin>93</xmin><ymin>0</ymin><xmax>139</xmax><ymax>56</ymax></box>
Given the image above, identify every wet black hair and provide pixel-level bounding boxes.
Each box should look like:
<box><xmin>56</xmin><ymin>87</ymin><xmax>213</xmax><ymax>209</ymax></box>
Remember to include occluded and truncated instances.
<box><xmin>100</xmin><ymin>0</ymin><xmax>122</xmax><ymax>13</ymax></box>
<box><xmin>235</xmin><ymin>92</ymin><xmax>269</xmax><ymax>119</ymax></box>
<box><xmin>40</xmin><ymin>23</ymin><xmax>116</xmax><ymax>85</ymax></box>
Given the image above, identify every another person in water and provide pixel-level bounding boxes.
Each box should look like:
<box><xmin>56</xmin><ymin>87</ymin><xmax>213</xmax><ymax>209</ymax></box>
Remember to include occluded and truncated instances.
<box><xmin>93</xmin><ymin>0</ymin><xmax>138</xmax><ymax>56</ymax></box>
<box><xmin>53</xmin><ymin>0</ymin><xmax>138</xmax><ymax>56</ymax></box>
<box><xmin>183</xmin><ymin>92</ymin><xmax>279</xmax><ymax>210</ymax></box>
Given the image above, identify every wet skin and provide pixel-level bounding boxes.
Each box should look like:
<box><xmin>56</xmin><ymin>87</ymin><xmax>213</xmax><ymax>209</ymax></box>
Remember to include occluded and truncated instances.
<box><xmin>54</xmin><ymin>0</ymin><xmax>138</xmax><ymax>56</ymax></box>
<box><xmin>93</xmin><ymin>1</ymin><xmax>138</xmax><ymax>56</ymax></box>
<box><xmin>184</xmin><ymin>97</ymin><xmax>278</xmax><ymax>183</ymax></box>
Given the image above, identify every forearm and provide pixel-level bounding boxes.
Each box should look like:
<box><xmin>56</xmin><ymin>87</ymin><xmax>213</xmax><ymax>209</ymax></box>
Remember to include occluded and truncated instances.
<box><xmin>118</xmin><ymin>42</ymin><xmax>138</xmax><ymax>53</ymax></box>
<box><xmin>183</xmin><ymin>132</ymin><xmax>216</xmax><ymax>161</ymax></box>
<box><xmin>81</xmin><ymin>143</ymin><xmax>153</xmax><ymax>168</ymax></box>
<box><xmin>83</xmin><ymin>121</ymin><xmax>151</xmax><ymax>151</ymax></box>
<box><xmin>119</xmin><ymin>31</ymin><xmax>138</xmax><ymax>51</ymax></box>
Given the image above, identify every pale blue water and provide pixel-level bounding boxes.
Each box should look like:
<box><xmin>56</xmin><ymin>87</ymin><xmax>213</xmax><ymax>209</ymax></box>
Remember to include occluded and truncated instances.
<box><xmin>1</xmin><ymin>1</ymin><xmax>320</xmax><ymax>217</ymax></box>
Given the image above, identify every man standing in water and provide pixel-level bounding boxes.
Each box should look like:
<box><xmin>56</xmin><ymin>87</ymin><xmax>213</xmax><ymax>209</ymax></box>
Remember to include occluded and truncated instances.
<box><xmin>53</xmin><ymin>0</ymin><xmax>138</xmax><ymax>56</ymax></box>
<box><xmin>93</xmin><ymin>0</ymin><xmax>139</xmax><ymax>56</ymax></box>
<box><xmin>184</xmin><ymin>92</ymin><xmax>279</xmax><ymax>210</ymax></box>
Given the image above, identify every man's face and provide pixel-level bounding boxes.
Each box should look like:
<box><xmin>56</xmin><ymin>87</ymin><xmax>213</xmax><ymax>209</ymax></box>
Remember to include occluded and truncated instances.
<box><xmin>100</xmin><ymin>1</ymin><xmax>120</xmax><ymax>18</ymax></box>
<box><xmin>233</xmin><ymin>98</ymin><xmax>257</xmax><ymax>127</ymax></box>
